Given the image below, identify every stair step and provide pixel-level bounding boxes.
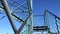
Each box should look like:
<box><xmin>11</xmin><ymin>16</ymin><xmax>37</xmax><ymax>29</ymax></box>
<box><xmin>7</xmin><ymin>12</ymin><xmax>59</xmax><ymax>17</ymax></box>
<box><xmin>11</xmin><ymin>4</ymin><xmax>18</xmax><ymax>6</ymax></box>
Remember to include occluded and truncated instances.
<box><xmin>33</xmin><ymin>26</ymin><xmax>49</xmax><ymax>31</ymax></box>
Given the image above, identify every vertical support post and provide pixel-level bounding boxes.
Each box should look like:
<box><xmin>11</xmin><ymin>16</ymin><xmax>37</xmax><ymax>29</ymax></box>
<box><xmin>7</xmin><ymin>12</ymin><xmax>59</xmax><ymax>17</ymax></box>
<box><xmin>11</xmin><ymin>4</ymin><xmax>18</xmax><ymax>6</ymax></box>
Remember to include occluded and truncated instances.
<box><xmin>1</xmin><ymin>0</ymin><xmax>17</xmax><ymax>33</ymax></box>
<box><xmin>44</xmin><ymin>10</ymin><xmax>50</xmax><ymax>34</ymax></box>
<box><xmin>26</xmin><ymin>0</ymin><xmax>33</xmax><ymax>34</ymax></box>
<box><xmin>44</xmin><ymin>11</ymin><xmax>46</xmax><ymax>26</ymax></box>
<box><xmin>44</xmin><ymin>10</ymin><xmax>49</xmax><ymax>26</ymax></box>
<box><xmin>41</xmin><ymin>31</ymin><xmax>43</xmax><ymax>34</ymax></box>
<box><xmin>55</xmin><ymin>18</ymin><xmax>59</xmax><ymax>34</ymax></box>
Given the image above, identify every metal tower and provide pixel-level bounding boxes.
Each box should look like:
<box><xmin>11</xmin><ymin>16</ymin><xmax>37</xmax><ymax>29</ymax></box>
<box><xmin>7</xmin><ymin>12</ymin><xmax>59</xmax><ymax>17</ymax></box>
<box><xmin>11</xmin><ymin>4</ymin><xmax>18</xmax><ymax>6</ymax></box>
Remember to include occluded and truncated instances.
<box><xmin>0</xmin><ymin>0</ymin><xmax>33</xmax><ymax>34</ymax></box>
<box><xmin>0</xmin><ymin>0</ymin><xmax>60</xmax><ymax>34</ymax></box>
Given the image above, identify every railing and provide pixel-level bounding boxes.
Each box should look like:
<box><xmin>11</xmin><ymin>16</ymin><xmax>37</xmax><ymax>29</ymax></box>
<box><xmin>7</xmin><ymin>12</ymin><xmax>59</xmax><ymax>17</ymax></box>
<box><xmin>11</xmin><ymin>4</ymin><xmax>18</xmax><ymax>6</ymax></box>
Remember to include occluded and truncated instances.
<box><xmin>44</xmin><ymin>10</ymin><xmax>60</xmax><ymax>34</ymax></box>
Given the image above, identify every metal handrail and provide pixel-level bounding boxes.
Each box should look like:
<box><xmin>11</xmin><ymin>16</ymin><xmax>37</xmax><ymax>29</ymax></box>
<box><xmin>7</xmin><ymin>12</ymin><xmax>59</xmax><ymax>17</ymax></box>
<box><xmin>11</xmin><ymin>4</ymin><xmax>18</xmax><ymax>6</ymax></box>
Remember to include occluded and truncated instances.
<box><xmin>45</xmin><ymin>10</ymin><xmax>60</xmax><ymax>20</ymax></box>
<box><xmin>44</xmin><ymin>10</ymin><xmax>60</xmax><ymax>34</ymax></box>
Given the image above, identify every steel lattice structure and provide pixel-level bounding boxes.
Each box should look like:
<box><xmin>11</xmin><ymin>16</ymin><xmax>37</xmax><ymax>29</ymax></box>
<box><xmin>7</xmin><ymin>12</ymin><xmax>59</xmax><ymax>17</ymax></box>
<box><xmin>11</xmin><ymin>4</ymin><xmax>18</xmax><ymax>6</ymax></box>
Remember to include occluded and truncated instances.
<box><xmin>0</xmin><ymin>0</ymin><xmax>60</xmax><ymax>34</ymax></box>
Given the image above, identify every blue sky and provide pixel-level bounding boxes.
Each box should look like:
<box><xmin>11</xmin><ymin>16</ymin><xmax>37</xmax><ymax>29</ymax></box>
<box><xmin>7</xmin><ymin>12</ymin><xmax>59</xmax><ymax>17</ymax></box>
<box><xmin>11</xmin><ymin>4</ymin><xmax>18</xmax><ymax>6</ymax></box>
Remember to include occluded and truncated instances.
<box><xmin>0</xmin><ymin>0</ymin><xmax>60</xmax><ymax>34</ymax></box>
<box><xmin>33</xmin><ymin>0</ymin><xmax>60</xmax><ymax>34</ymax></box>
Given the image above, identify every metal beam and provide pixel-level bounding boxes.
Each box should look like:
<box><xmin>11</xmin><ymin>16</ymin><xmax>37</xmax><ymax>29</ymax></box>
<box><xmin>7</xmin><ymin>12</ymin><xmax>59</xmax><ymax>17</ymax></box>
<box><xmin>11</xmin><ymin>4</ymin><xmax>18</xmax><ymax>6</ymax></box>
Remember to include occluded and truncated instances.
<box><xmin>1</xmin><ymin>0</ymin><xmax>17</xmax><ymax>33</ymax></box>
<box><xmin>45</xmin><ymin>10</ymin><xmax>60</xmax><ymax>20</ymax></box>
<box><xmin>55</xmin><ymin>18</ymin><xmax>59</xmax><ymax>34</ymax></box>
<box><xmin>0</xmin><ymin>6</ymin><xmax>4</xmax><ymax>9</ymax></box>
<box><xmin>11</xmin><ymin>13</ymin><xmax>24</xmax><ymax>22</ymax></box>
<box><xmin>16</xmin><ymin>13</ymin><xmax>32</xmax><ymax>34</ymax></box>
<box><xmin>10</xmin><ymin>0</ymin><xmax>27</xmax><ymax>9</ymax></box>
<box><xmin>26</xmin><ymin>0</ymin><xmax>33</xmax><ymax>34</ymax></box>
<box><xmin>0</xmin><ymin>6</ymin><xmax>24</xmax><ymax>22</ymax></box>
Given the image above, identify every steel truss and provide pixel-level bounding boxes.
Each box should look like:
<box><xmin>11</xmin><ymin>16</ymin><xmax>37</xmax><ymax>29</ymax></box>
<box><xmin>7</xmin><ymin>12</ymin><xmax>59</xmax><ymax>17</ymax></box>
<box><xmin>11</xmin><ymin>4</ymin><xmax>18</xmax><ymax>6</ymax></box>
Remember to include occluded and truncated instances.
<box><xmin>0</xmin><ymin>0</ymin><xmax>60</xmax><ymax>34</ymax></box>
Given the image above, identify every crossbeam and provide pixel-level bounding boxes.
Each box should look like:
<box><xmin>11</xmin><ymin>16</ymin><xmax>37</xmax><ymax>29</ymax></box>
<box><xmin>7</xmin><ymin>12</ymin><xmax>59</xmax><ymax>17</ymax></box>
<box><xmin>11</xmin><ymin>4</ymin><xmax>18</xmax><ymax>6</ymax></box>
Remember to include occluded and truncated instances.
<box><xmin>33</xmin><ymin>26</ymin><xmax>49</xmax><ymax>31</ymax></box>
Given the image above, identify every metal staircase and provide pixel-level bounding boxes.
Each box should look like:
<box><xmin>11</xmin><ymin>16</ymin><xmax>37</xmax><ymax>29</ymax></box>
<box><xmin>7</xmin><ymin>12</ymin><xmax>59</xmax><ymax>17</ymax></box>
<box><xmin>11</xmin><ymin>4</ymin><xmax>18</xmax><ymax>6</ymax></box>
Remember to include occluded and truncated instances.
<box><xmin>0</xmin><ymin>0</ymin><xmax>60</xmax><ymax>34</ymax></box>
<box><xmin>33</xmin><ymin>26</ymin><xmax>49</xmax><ymax>31</ymax></box>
